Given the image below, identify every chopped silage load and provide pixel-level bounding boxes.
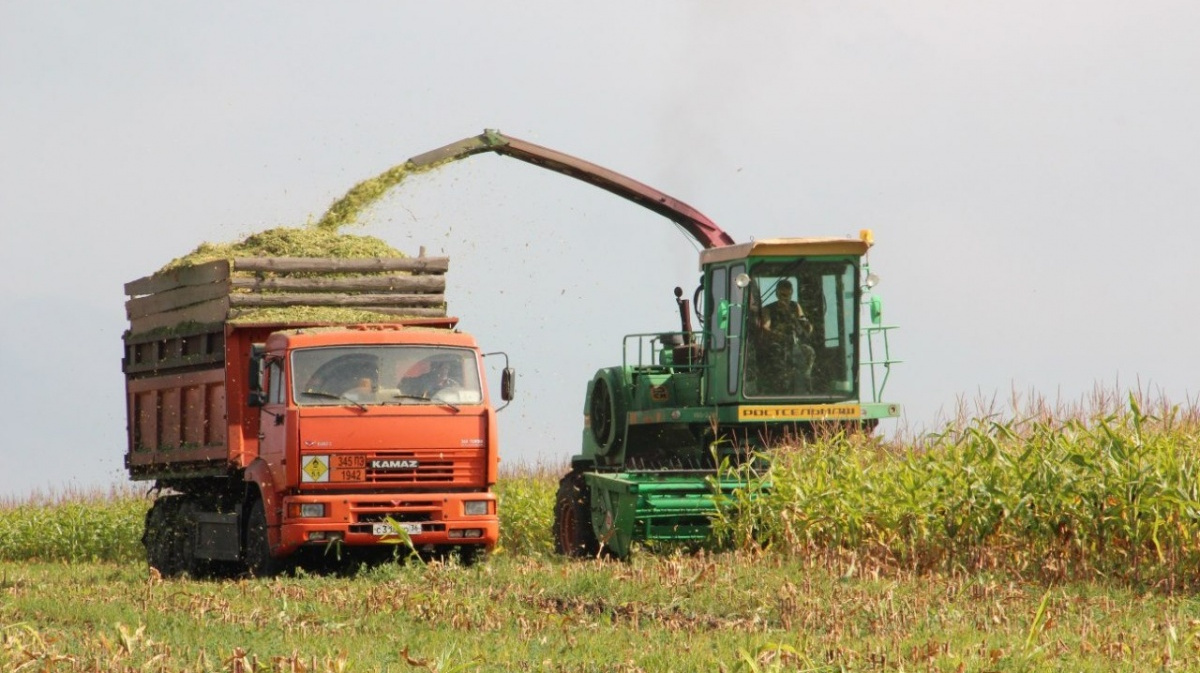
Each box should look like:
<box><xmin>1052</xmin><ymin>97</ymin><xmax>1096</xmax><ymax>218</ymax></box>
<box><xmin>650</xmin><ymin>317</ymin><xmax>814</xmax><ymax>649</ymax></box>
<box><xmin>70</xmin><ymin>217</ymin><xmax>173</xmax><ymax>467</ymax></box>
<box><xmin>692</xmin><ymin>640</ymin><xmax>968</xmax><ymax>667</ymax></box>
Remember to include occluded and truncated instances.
<box><xmin>149</xmin><ymin>158</ymin><xmax>449</xmax><ymax>325</ymax></box>
<box><xmin>160</xmin><ymin>226</ymin><xmax>405</xmax><ymax>272</ymax></box>
<box><xmin>228</xmin><ymin>306</ymin><xmax>418</xmax><ymax>325</ymax></box>
<box><xmin>162</xmin><ymin>155</ymin><xmax>445</xmax><ymax>271</ymax></box>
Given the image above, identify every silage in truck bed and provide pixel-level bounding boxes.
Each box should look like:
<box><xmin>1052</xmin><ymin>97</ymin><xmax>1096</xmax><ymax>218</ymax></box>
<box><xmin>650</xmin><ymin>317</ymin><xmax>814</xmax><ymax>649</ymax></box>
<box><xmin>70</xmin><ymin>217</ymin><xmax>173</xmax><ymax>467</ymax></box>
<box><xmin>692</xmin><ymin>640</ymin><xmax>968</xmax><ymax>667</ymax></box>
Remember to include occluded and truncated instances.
<box><xmin>160</xmin><ymin>226</ymin><xmax>406</xmax><ymax>273</ymax></box>
<box><xmin>139</xmin><ymin>150</ymin><xmax>452</xmax><ymax>330</ymax></box>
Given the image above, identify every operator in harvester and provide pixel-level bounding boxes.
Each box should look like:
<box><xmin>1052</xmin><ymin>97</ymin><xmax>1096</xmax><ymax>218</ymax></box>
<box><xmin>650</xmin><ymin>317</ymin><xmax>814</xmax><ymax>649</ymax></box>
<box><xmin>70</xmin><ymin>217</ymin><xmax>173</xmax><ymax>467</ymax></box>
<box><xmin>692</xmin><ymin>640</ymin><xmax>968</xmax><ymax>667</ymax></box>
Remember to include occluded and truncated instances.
<box><xmin>756</xmin><ymin>279</ymin><xmax>816</xmax><ymax>393</ymax></box>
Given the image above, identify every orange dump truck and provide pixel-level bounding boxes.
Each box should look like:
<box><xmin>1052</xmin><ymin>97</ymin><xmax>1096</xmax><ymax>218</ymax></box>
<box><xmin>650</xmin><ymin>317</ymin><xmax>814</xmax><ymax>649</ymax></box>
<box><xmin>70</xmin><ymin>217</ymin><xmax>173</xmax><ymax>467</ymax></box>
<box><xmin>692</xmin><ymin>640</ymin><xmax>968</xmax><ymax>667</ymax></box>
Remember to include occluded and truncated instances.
<box><xmin>123</xmin><ymin>255</ymin><xmax>512</xmax><ymax>576</ymax></box>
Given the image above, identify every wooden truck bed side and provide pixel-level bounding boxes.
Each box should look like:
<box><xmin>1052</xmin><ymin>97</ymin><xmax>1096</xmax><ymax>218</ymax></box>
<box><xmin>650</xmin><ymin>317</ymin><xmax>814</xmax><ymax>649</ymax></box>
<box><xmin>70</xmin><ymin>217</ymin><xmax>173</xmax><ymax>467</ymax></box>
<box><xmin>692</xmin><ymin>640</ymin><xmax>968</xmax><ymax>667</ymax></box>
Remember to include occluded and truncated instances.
<box><xmin>122</xmin><ymin>255</ymin><xmax>449</xmax><ymax>482</ymax></box>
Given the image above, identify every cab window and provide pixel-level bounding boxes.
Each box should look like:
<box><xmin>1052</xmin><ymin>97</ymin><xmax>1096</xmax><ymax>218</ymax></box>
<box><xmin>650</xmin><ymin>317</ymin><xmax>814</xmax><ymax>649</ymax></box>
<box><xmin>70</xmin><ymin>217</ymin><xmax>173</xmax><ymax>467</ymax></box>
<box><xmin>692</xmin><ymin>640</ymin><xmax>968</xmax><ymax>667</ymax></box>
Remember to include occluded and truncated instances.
<box><xmin>267</xmin><ymin>360</ymin><xmax>285</xmax><ymax>405</ymax></box>
<box><xmin>291</xmin><ymin>346</ymin><xmax>484</xmax><ymax>407</ymax></box>
<box><xmin>742</xmin><ymin>260</ymin><xmax>858</xmax><ymax>399</ymax></box>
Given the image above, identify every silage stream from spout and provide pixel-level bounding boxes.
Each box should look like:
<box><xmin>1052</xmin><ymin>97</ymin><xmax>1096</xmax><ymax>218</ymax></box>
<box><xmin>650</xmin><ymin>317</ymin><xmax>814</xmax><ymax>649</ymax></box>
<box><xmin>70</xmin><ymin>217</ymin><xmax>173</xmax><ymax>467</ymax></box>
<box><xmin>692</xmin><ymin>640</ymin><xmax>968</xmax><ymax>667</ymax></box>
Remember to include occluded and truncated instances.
<box><xmin>151</xmin><ymin>157</ymin><xmax>454</xmax><ymax>324</ymax></box>
<box><xmin>161</xmin><ymin>157</ymin><xmax>450</xmax><ymax>272</ymax></box>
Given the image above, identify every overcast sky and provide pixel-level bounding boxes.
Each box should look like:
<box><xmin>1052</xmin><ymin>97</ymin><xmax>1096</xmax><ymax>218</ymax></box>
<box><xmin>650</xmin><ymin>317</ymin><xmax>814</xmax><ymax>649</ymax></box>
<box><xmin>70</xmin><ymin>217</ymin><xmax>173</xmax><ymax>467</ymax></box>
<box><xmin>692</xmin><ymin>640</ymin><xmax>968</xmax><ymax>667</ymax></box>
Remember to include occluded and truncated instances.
<box><xmin>2</xmin><ymin>2</ymin><xmax>1197</xmax><ymax>498</ymax></box>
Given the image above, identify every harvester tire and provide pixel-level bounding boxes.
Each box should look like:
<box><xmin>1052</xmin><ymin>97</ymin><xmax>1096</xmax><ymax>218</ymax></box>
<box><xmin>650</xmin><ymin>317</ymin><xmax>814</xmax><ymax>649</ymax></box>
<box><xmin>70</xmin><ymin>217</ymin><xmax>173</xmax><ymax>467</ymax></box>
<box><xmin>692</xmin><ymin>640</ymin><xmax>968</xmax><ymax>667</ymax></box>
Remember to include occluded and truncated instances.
<box><xmin>553</xmin><ymin>473</ymin><xmax>599</xmax><ymax>558</ymax></box>
<box><xmin>245</xmin><ymin>498</ymin><xmax>282</xmax><ymax>578</ymax></box>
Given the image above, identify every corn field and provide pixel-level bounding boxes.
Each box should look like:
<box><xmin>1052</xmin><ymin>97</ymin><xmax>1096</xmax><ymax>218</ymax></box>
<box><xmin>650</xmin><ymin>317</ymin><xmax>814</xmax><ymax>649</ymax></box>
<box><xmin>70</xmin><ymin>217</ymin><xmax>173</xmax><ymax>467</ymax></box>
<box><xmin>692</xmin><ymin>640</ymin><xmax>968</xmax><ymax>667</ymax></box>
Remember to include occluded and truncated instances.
<box><xmin>5</xmin><ymin>394</ymin><xmax>1200</xmax><ymax>591</ymax></box>
<box><xmin>712</xmin><ymin>393</ymin><xmax>1200</xmax><ymax>589</ymax></box>
<box><xmin>6</xmin><ymin>397</ymin><xmax>1200</xmax><ymax>670</ymax></box>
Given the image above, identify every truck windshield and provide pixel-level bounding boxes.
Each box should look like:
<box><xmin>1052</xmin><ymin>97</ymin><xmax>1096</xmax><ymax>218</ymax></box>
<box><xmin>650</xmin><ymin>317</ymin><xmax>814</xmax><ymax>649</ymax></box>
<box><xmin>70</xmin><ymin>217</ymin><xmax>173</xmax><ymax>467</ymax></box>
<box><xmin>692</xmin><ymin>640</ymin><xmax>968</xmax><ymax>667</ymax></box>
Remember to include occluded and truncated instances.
<box><xmin>742</xmin><ymin>259</ymin><xmax>858</xmax><ymax>400</ymax></box>
<box><xmin>291</xmin><ymin>346</ymin><xmax>483</xmax><ymax>407</ymax></box>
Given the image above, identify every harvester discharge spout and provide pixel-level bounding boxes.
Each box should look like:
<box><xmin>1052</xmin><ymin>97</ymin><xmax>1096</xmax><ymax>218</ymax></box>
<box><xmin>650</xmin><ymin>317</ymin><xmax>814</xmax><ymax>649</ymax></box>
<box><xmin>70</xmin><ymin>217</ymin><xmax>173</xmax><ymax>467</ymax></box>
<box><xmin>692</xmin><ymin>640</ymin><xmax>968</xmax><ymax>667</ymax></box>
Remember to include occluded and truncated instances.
<box><xmin>405</xmin><ymin>129</ymin><xmax>737</xmax><ymax>250</ymax></box>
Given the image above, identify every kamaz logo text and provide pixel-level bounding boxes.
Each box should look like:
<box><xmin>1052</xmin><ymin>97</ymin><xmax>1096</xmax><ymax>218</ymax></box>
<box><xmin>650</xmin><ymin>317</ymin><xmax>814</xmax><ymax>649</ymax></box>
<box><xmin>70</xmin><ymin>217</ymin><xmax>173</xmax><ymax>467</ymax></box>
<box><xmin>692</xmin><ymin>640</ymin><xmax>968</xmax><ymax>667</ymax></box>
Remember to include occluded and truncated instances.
<box><xmin>370</xmin><ymin>459</ymin><xmax>420</xmax><ymax>470</ymax></box>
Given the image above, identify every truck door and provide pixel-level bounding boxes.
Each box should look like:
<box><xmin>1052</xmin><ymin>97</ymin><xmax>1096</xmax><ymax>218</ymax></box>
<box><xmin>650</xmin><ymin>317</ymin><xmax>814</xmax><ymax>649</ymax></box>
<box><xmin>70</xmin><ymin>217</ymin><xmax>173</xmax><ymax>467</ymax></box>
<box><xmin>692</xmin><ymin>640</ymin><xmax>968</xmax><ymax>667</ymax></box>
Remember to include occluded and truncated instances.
<box><xmin>259</xmin><ymin>358</ymin><xmax>289</xmax><ymax>487</ymax></box>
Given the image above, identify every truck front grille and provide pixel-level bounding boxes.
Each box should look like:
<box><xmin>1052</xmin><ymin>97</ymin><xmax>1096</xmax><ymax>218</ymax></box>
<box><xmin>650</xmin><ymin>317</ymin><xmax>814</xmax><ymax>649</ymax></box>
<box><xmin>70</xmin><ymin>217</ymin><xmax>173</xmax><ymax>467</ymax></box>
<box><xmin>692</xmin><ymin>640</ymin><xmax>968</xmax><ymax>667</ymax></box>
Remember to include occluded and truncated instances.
<box><xmin>359</xmin><ymin>449</ymin><xmax>486</xmax><ymax>487</ymax></box>
<box><xmin>368</xmin><ymin>457</ymin><xmax>458</xmax><ymax>484</ymax></box>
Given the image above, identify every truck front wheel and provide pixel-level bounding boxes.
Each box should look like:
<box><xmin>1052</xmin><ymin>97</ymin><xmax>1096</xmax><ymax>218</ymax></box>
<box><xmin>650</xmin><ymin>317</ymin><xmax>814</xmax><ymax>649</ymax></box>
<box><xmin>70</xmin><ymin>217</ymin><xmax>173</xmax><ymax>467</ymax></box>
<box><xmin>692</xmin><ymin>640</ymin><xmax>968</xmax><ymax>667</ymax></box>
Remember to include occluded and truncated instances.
<box><xmin>244</xmin><ymin>498</ymin><xmax>282</xmax><ymax>577</ymax></box>
<box><xmin>553</xmin><ymin>472</ymin><xmax>599</xmax><ymax>558</ymax></box>
<box><xmin>456</xmin><ymin>545</ymin><xmax>489</xmax><ymax>566</ymax></box>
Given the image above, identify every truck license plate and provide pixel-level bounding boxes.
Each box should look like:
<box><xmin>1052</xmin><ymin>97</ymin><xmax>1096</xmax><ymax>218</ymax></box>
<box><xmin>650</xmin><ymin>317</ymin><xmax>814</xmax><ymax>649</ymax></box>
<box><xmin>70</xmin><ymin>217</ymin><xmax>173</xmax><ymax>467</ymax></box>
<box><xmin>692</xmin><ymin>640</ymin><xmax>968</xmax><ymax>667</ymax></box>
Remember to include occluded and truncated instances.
<box><xmin>372</xmin><ymin>522</ymin><xmax>421</xmax><ymax>536</ymax></box>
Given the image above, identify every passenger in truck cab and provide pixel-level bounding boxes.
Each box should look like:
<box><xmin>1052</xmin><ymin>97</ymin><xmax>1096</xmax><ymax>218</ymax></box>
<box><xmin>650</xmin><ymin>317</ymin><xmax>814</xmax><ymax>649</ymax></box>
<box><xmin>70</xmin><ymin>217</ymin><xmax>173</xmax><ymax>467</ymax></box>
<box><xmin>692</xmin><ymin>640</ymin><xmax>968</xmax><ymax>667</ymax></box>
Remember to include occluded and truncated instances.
<box><xmin>402</xmin><ymin>357</ymin><xmax>460</xmax><ymax>399</ymax></box>
<box><xmin>344</xmin><ymin>376</ymin><xmax>377</xmax><ymax>403</ymax></box>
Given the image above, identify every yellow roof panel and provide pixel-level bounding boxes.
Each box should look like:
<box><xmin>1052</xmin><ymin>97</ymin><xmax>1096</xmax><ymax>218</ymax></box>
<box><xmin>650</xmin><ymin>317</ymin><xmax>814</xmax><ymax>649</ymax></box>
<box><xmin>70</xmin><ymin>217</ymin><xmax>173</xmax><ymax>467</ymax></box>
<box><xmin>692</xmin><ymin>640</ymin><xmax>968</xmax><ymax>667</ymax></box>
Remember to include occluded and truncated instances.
<box><xmin>699</xmin><ymin>237</ymin><xmax>871</xmax><ymax>266</ymax></box>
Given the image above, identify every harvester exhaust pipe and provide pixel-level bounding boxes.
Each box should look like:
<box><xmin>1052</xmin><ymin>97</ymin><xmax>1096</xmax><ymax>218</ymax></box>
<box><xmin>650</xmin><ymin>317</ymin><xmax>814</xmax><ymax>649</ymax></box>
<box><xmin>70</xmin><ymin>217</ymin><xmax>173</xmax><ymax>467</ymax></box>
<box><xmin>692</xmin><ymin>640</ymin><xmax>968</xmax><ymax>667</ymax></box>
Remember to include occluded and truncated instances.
<box><xmin>674</xmin><ymin>286</ymin><xmax>692</xmax><ymax>346</ymax></box>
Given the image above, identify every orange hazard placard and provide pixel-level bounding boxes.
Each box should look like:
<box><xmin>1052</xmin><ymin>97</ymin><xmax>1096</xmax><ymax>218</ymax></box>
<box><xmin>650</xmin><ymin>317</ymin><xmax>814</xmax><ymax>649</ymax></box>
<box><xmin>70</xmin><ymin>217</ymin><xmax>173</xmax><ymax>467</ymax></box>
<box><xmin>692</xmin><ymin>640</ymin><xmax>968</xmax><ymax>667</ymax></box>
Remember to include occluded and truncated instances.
<box><xmin>328</xmin><ymin>454</ymin><xmax>365</xmax><ymax>482</ymax></box>
<box><xmin>331</xmin><ymin>468</ymin><xmax>364</xmax><ymax>482</ymax></box>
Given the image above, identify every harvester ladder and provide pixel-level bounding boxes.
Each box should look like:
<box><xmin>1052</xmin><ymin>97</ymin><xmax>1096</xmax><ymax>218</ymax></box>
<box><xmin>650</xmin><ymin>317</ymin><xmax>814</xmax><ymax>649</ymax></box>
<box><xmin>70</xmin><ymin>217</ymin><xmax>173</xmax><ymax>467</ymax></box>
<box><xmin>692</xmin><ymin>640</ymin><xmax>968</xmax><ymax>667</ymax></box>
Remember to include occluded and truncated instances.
<box><xmin>862</xmin><ymin>323</ymin><xmax>900</xmax><ymax>403</ymax></box>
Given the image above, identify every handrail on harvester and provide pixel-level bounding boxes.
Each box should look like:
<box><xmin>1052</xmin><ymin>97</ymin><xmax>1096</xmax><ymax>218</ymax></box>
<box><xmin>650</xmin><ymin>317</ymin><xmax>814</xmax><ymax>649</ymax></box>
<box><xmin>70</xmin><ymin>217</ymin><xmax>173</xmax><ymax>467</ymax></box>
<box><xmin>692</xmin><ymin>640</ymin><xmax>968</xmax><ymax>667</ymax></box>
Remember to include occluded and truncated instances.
<box><xmin>405</xmin><ymin>129</ymin><xmax>737</xmax><ymax>251</ymax></box>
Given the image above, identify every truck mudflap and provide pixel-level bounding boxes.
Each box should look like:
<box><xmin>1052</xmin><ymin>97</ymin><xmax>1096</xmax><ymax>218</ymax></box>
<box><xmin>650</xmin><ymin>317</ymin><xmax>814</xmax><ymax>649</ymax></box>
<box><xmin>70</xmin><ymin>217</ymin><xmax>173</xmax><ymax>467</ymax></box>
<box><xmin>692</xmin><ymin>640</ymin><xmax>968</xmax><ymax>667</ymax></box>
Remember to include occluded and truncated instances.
<box><xmin>583</xmin><ymin>471</ymin><xmax>756</xmax><ymax>559</ymax></box>
<box><xmin>275</xmin><ymin>492</ymin><xmax>499</xmax><ymax>556</ymax></box>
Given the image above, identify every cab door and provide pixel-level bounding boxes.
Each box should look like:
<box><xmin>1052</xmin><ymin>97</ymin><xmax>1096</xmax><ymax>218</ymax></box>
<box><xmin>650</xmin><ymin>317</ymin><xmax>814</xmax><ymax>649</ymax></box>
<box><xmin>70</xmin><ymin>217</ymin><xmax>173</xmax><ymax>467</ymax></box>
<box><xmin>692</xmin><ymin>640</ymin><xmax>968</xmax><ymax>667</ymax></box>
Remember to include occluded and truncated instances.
<box><xmin>258</xmin><ymin>357</ymin><xmax>291</xmax><ymax>488</ymax></box>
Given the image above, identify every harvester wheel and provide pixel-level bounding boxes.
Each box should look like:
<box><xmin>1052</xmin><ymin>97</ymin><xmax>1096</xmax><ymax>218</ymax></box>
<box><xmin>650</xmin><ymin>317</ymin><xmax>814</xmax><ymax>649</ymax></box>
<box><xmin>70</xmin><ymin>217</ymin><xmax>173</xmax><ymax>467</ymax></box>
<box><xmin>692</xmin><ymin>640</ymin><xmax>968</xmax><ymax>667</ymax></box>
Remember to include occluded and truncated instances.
<box><xmin>245</xmin><ymin>498</ymin><xmax>282</xmax><ymax>577</ymax></box>
<box><xmin>553</xmin><ymin>472</ymin><xmax>599</xmax><ymax>558</ymax></box>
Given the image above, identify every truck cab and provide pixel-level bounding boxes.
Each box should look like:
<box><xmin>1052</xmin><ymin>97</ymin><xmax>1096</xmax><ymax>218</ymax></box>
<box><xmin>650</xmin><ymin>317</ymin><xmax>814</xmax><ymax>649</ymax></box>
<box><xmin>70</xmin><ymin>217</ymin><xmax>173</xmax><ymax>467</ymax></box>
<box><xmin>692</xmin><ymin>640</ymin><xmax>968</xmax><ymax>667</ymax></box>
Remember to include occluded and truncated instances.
<box><xmin>246</xmin><ymin>325</ymin><xmax>505</xmax><ymax>567</ymax></box>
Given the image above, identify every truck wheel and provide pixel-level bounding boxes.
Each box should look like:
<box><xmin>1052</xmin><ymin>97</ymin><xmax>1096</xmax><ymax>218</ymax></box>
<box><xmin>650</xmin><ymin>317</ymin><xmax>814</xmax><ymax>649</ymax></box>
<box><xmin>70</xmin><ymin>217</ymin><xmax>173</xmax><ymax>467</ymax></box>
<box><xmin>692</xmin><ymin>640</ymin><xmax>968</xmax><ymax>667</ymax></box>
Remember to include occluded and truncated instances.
<box><xmin>144</xmin><ymin>496</ymin><xmax>183</xmax><ymax>577</ymax></box>
<box><xmin>456</xmin><ymin>545</ymin><xmax>489</xmax><ymax>566</ymax></box>
<box><xmin>553</xmin><ymin>473</ymin><xmax>599</xmax><ymax>558</ymax></box>
<box><xmin>176</xmin><ymin>499</ymin><xmax>224</xmax><ymax>579</ymax></box>
<box><xmin>245</xmin><ymin>498</ymin><xmax>282</xmax><ymax>577</ymax></box>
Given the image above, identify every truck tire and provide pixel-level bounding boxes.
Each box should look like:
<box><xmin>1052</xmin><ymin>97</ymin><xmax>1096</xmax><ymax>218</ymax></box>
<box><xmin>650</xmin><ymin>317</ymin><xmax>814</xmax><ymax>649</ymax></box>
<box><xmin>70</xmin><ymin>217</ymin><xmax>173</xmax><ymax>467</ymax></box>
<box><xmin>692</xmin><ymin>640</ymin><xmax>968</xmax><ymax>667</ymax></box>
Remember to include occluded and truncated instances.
<box><xmin>456</xmin><ymin>545</ymin><xmax>489</xmax><ymax>567</ymax></box>
<box><xmin>245</xmin><ymin>498</ymin><xmax>282</xmax><ymax>577</ymax></box>
<box><xmin>174</xmin><ymin>499</ymin><xmax>202</xmax><ymax>578</ymax></box>
<box><xmin>553</xmin><ymin>472</ymin><xmax>599</xmax><ymax>558</ymax></box>
<box><xmin>144</xmin><ymin>496</ymin><xmax>184</xmax><ymax>577</ymax></box>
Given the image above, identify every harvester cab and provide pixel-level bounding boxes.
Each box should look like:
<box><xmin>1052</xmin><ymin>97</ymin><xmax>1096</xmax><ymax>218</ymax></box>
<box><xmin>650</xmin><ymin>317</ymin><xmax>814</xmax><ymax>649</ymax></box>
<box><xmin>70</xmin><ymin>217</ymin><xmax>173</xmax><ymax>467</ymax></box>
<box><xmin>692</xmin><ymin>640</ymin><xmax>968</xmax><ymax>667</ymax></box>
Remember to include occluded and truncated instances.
<box><xmin>564</xmin><ymin>233</ymin><xmax>900</xmax><ymax>557</ymax></box>
<box><xmin>403</xmin><ymin>129</ymin><xmax>901</xmax><ymax>558</ymax></box>
<box><xmin>582</xmin><ymin>232</ymin><xmax>899</xmax><ymax>466</ymax></box>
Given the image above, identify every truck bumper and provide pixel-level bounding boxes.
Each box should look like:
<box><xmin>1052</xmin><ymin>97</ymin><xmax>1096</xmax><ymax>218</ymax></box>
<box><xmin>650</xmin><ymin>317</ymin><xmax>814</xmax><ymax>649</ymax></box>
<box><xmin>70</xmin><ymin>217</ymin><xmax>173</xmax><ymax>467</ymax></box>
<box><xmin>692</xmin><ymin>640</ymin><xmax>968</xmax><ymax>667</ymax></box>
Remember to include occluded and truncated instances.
<box><xmin>276</xmin><ymin>492</ymin><xmax>499</xmax><ymax>556</ymax></box>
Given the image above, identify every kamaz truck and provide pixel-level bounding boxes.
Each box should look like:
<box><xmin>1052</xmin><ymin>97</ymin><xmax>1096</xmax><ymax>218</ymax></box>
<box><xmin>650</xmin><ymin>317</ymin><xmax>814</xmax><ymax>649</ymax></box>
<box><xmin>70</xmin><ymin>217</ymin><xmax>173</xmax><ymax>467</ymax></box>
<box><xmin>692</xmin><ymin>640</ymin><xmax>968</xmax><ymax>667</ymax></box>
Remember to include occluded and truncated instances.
<box><xmin>123</xmin><ymin>253</ymin><xmax>513</xmax><ymax>575</ymax></box>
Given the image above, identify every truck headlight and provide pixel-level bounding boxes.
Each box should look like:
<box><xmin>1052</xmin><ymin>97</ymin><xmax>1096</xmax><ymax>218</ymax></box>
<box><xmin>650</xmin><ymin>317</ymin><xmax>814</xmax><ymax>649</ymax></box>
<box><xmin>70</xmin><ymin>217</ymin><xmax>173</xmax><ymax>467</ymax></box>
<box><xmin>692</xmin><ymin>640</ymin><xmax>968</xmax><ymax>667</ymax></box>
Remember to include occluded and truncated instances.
<box><xmin>464</xmin><ymin>500</ymin><xmax>489</xmax><ymax>516</ymax></box>
<box><xmin>291</xmin><ymin>503</ymin><xmax>326</xmax><ymax>518</ymax></box>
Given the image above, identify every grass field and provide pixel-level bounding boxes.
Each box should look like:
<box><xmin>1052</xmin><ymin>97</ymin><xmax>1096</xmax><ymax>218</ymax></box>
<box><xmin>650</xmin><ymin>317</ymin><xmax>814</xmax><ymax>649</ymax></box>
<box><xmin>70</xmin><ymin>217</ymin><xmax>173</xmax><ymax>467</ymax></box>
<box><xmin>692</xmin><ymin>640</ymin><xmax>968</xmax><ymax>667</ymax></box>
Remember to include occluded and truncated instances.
<box><xmin>7</xmin><ymin>554</ymin><xmax>1200</xmax><ymax>672</ymax></box>
<box><xmin>4</xmin><ymin>393</ymin><xmax>1200</xmax><ymax>671</ymax></box>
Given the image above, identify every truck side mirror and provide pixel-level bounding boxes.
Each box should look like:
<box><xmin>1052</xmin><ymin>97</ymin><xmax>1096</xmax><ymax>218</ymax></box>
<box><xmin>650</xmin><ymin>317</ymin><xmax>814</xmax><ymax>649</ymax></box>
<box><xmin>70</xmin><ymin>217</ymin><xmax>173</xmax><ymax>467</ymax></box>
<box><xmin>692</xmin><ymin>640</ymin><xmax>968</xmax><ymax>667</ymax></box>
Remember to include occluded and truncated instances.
<box><xmin>248</xmin><ymin>344</ymin><xmax>266</xmax><ymax>407</ymax></box>
<box><xmin>501</xmin><ymin>367</ymin><xmax>516</xmax><ymax>401</ymax></box>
